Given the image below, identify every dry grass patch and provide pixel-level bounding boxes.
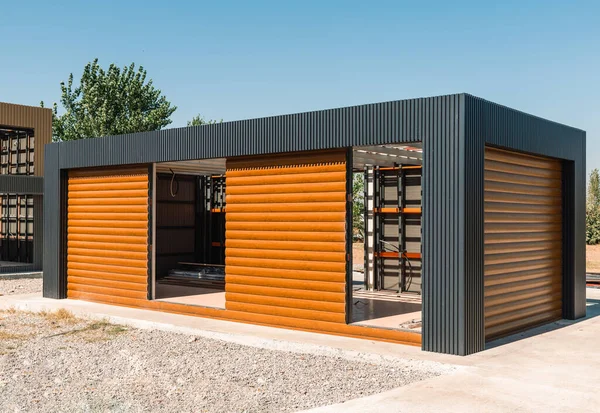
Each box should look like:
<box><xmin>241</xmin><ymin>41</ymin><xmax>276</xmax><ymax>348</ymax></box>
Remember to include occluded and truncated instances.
<box><xmin>39</xmin><ymin>308</ymin><xmax>79</xmax><ymax>325</ymax></box>
<box><xmin>0</xmin><ymin>330</ymin><xmax>28</xmax><ymax>341</ymax></box>
<box><xmin>61</xmin><ymin>319</ymin><xmax>128</xmax><ymax>343</ymax></box>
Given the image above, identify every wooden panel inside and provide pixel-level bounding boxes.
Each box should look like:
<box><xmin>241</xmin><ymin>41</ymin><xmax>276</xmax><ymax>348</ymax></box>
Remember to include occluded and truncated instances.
<box><xmin>484</xmin><ymin>147</ymin><xmax>562</xmax><ymax>341</ymax></box>
<box><xmin>225</xmin><ymin>150</ymin><xmax>348</xmax><ymax>324</ymax></box>
<box><xmin>67</xmin><ymin>166</ymin><xmax>149</xmax><ymax>300</ymax></box>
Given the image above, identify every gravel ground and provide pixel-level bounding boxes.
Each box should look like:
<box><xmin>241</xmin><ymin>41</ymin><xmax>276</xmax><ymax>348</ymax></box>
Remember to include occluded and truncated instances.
<box><xmin>0</xmin><ymin>277</ymin><xmax>42</xmax><ymax>296</ymax></box>
<box><xmin>0</xmin><ymin>307</ymin><xmax>450</xmax><ymax>413</ymax></box>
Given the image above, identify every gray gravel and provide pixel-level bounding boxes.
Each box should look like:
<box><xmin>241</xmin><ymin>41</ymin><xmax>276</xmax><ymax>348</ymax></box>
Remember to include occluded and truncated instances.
<box><xmin>0</xmin><ymin>308</ymin><xmax>449</xmax><ymax>413</ymax></box>
<box><xmin>0</xmin><ymin>277</ymin><xmax>42</xmax><ymax>296</ymax></box>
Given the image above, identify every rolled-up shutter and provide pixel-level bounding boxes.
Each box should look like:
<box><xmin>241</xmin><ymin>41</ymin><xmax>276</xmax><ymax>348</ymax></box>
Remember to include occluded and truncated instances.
<box><xmin>484</xmin><ymin>147</ymin><xmax>562</xmax><ymax>341</ymax></box>
<box><xmin>225</xmin><ymin>150</ymin><xmax>348</xmax><ymax>325</ymax></box>
<box><xmin>67</xmin><ymin>166</ymin><xmax>149</xmax><ymax>305</ymax></box>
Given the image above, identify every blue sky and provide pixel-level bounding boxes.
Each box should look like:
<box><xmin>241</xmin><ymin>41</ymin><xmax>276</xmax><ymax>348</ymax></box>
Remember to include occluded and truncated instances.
<box><xmin>1</xmin><ymin>1</ymin><xmax>598</xmax><ymax>175</ymax></box>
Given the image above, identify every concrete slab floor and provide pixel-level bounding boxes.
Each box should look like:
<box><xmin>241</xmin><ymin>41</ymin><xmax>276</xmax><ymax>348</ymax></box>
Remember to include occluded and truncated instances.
<box><xmin>303</xmin><ymin>288</ymin><xmax>600</xmax><ymax>413</ymax></box>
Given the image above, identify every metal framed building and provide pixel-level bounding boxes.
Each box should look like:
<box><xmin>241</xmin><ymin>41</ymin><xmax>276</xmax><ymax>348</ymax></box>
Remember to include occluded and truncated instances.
<box><xmin>0</xmin><ymin>102</ymin><xmax>52</xmax><ymax>273</ymax></box>
<box><xmin>42</xmin><ymin>93</ymin><xmax>586</xmax><ymax>355</ymax></box>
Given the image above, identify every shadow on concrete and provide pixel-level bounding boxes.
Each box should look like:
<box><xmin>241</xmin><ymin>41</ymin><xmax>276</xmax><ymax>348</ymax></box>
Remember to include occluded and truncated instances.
<box><xmin>486</xmin><ymin>293</ymin><xmax>600</xmax><ymax>350</ymax></box>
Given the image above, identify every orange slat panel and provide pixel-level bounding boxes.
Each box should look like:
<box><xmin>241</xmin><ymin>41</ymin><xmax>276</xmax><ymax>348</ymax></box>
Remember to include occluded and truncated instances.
<box><xmin>68</xmin><ymin>240</ymin><xmax>148</xmax><ymax>252</ymax></box>
<box><xmin>484</xmin><ymin>146</ymin><xmax>562</xmax><ymax>341</ymax></box>
<box><xmin>67</xmin><ymin>166</ymin><xmax>149</xmax><ymax>303</ymax></box>
<box><xmin>68</xmin><ymin>254</ymin><xmax>148</xmax><ymax>269</ymax></box>
<box><xmin>67</xmin><ymin>233</ymin><xmax>147</xmax><ymax>244</ymax></box>
<box><xmin>68</xmin><ymin>219</ymin><xmax>148</xmax><ymax>229</ymax></box>
<box><xmin>226</xmin><ymin>239</ymin><xmax>346</xmax><ymax>252</ymax></box>
<box><xmin>226</xmin><ymin>248</ymin><xmax>345</xmax><ymax>263</ymax></box>
<box><xmin>225</xmin><ymin>283</ymin><xmax>345</xmax><ymax>302</ymax></box>
<box><xmin>68</xmin><ymin>204</ymin><xmax>149</xmax><ymax>214</ymax></box>
<box><xmin>225</xmin><ymin>202</ymin><xmax>346</xmax><ymax>213</ymax></box>
<box><xmin>225</xmin><ymin>301</ymin><xmax>346</xmax><ymax>323</ymax></box>
<box><xmin>68</xmin><ymin>197</ymin><xmax>148</xmax><ymax>206</ymax></box>
<box><xmin>68</xmin><ymin>227</ymin><xmax>149</xmax><ymax>237</ymax></box>
<box><xmin>226</xmin><ymin>211</ymin><xmax>346</xmax><ymax>223</ymax></box>
<box><xmin>225</xmin><ymin>292</ymin><xmax>346</xmax><ymax>313</ymax></box>
<box><xmin>67</xmin><ymin>261</ymin><xmax>147</xmax><ymax>277</ymax></box>
<box><xmin>67</xmin><ymin>276</ymin><xmax>147</xmax><ymax>292</ymax></box>
<box><xmin>226</xmin><ymin>163</ymin><xmax>346</xmax><ymax>177</ymax></box>
<box><xmin>227</xmin><ymin>171</ymin><xmax>346</xmax><ymax>186</ymax></box>
<box><xmin>226</xmin><ymin>230</ymin><xmax>345</xmax><ymax>242</ymax></box>
<box><xmin>226</xmin><ymin>181</ymin><xmax>346</xmax><ymax>195</ymax></box>
<box><xmin>68</xmin><ymin>189</ymin><xmax>149</xmax><ymax>199</ymax></box>
<box><xmin>225</xmin><ymin>256</ymin><xmax>346</xmax><ymax>273</ymax></box>
<box><xmin>68</xmin><ymin>212</ymin><xmax>148</xmax><ymax>221</ymax></box>
<box><xmin>226</xmin><ymin>221</ymin><xmax>345</xmax><ymax>232</ymax></box>
<box><xmin>226</xmin><ymin>192</ymin><xmax>346</xmax><ymax>204</ymax></box>
<box><xmin>226</xmin><ymin>265</ymin><xmax>345</xmax><ymax>282</ymax></box>
<box><xmin>67</xmin><ymin>268</ymin><xmax>147</xmax><ymax>284</ymax></box>
<box><xmin>66</xmin><ymin>174</ymin><xmax>149</xmax><ymax>185</ymax></box>
<box><xmin>226</xmin><ymin>274</ymin><xmax>345</xmax><ymax>293</ymax></box>
<box><xmin>67</xmin><ymin>283</ymin><xmax>147</xmax><ymax>299</ymax></box>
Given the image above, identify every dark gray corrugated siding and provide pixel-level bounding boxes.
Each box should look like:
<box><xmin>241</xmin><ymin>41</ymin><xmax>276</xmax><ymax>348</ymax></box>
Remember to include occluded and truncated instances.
<box><xmin>0</xmin><ymin>175</ymin><xmax>43</xmax><ymax>194</ymax></box>
<box><xmin>464</xmin><ymin>94</ymin><xmax>586</xmax><ymax>338</ymax></box>
<box><xmin>421</xmin><ymin>94</ymin><xmax>471</xmax><ymax>354</ymax></box>
<box><xmin>42</xmin><ymin>145</ymin><xmax>64</xmax><ymax>298</ymax></box>
<box><xmin>54</xmin><ymin>98</ymin><xmax>441</xmax><ymax>169</ymax></box>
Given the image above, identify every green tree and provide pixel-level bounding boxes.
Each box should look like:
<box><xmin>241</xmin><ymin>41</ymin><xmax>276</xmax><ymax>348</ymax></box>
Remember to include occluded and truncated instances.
<box><xmin>46</xmin><ymin>59</ymin><xmax>176</xmax><ymax>141</ymax></box>
<box><xmin>187</xmin><ymin>114</ymin><xmax>222</xmax><ymax>126</ymax></box>
<box><xmin>587</xmin><ymin>169</ymin><xmax>600</xmax><ymax>245</ymax></box>
<box><xmin>352</xmin><ymin>173</ymin><xmax>365</xmax><ymax>241</ymax></box>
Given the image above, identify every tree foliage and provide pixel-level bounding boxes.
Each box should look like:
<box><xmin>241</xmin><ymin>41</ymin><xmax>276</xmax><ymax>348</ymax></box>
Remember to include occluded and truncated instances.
<box><xmin>187</xmin><ymin>114</ymin><xmax>222</xmax><ymax>127</ymax></box>
<box><xmin>587</xmin><ymin>169</ymin><xmax>600</xmax><ymax>245</ymax></box>
<box><xmin>47</xmin><ymin>59</ymin><xmax>176</xmax><ymax>141</ymax></box>
<box><xmin>353</xmin><ymin>173</ymin><xmax>365</xmax><ymax>241</ymax></box>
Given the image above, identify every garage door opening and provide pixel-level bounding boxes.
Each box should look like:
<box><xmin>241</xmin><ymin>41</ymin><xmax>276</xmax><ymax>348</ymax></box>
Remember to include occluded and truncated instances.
<box><xmin>351</xmin><ymin>143</ymin><xmax>423</xmax><ymax>333</ymax></box>
<box><xmin>153</xmin><ymin>159</ymin><xmax>227</xmax><ymax>309</ymax></box>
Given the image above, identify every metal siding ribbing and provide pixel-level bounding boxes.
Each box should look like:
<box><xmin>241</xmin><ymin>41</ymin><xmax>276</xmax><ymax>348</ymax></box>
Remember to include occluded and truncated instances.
<box><xmin>422</xmin><ymin>94</ymin><xmax>467</xmax><ymax>354</ymax></box>
<box><xmin>66</xmin><ymin>166</ymin><xmax>149</xmax><ymax>304</ymax></box>
<box><xmin>0</xmin><ymin>101</ymin><xmax>52</xmax><ymax>176</ymax></box>
<box><xmin>465</xmin><ymin>95</ymin><xmax>586</xmax><ymax>323</ymax></box>
<box><xmin>43</xmin><ymin>145</ymin><xmax>63</xmax><ymax>298</ymax></box>
<box><xmin>53</xmin><ymin>97</ymin><xmax>444</xmax><ymax>170</ymax></box>
<box><xmin>0</xmin><ymin>175</ymin><xmax>43</xmax><ymax>194</ymax></box>
<box><xmin>225</xmin><ymin>150</ymin><xmax>348</xmax><ymax>325</ymax></box>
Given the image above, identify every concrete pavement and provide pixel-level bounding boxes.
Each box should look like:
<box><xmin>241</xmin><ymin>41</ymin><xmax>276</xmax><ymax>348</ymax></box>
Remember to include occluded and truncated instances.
<box><xmin>303</xmin><ymin>289</ymin><xmax>600</xmax><ymax>413</ymax></box>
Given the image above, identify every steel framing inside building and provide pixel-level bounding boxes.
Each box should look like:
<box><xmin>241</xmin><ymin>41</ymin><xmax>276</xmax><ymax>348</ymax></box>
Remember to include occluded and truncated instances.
<box><xmin>42</xmin><ymin>93</ymin><xmax>586</xmax><ymax>355</ymax></box>
<box><xmin>0</xmin><ymin>102</ymin><xmax>51</xmax><ymax>273</ymax></box>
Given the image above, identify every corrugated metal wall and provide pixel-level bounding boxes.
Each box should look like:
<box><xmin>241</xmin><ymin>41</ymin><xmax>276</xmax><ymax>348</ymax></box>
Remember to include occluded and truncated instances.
<box><xmin>66</xmin><ymin>166</ymin><xmax>149</xmax><ymax>304</ymax></box>
<box><xmin>0</xmin><ymin>102</ymin><xmax>52</xmax><ymax>176</ymax></box>
<box><xmin>484</xmin><ymin>147</ymin><xmax>563</xmax><ymax>340</ymax></box>
<box><xmin>422</xmin><ymin>94</ymin><xmax>466</xmax><ymax>354</ymax></box>
<box><xmin>225</xmin><ymin>150</ymin><xmax>348</xmax><ymax>326</ymax></box>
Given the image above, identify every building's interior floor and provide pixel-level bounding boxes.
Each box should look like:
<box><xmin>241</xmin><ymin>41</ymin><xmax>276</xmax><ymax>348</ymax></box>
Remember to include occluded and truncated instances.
<box><xmin>0</xmin><ymin>261</ymin><xmax>31</xmax><ymax>268</ymax></box>
<box><xmin>351</xmin><ymin>289</ymin><xmax>422</xmax><ymax>332</ymax></box>
<box><xmin>155</xmin><ymin>283</ymin><xmax>225</xmax><ymax>309</ymax></box>
<box><xmin>155</xmin><ymin>279</ymin><xmax>422</xmax><ymax>333</ymax></box>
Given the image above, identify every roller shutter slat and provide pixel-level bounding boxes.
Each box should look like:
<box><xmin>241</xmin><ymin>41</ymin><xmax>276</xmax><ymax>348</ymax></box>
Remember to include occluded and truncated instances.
<box><xmin>67</xmin><ymin>167</ymin><xmax>149</xmax><ymax>302</ymax></box>
<box><xmin>484</xmin><ymin>147</ymin><xmax>562</xmax><ymax>341</ymax></box>
<box><xmin>226</xmin><ymin>230</ymin><xmax>345</xmax><ymax>242</ymax></box>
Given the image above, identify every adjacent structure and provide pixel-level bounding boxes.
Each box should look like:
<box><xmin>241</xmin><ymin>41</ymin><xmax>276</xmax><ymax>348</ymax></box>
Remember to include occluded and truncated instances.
<box><xmin>0</xmin><ymin>102</ymin><xmax>51</xmax><ymax>272</ymax></box>
<box><xmin>42</xmin><ymin>94</ymin><xmax>586</xmax><ymax>355</ymax></box>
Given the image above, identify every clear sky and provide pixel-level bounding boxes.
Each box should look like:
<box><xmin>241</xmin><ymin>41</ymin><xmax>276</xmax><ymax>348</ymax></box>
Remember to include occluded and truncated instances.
<box><xmin>1</xmin><ymin>1</ymin><xmax>598</xmax><ymax>175</ymax></box>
